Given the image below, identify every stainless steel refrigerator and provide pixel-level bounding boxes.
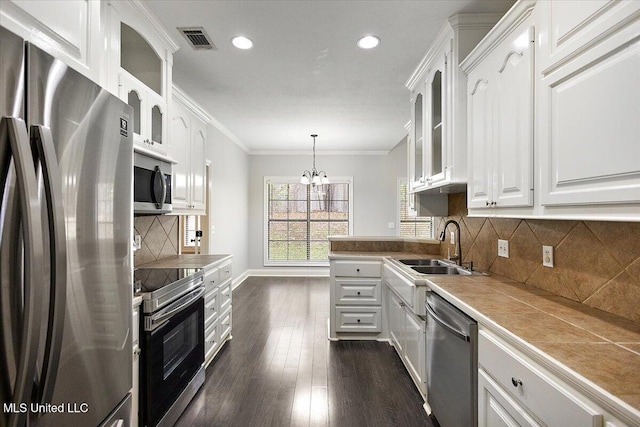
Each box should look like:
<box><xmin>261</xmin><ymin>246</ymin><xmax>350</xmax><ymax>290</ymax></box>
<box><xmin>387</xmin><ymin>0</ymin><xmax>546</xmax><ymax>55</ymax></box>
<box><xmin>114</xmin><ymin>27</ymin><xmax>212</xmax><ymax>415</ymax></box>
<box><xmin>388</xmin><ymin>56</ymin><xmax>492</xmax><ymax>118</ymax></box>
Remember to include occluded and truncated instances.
<box><xmin>1</xmin><ymin>26</ymin><xmax>133</xmax><ymax>427</ymax></box>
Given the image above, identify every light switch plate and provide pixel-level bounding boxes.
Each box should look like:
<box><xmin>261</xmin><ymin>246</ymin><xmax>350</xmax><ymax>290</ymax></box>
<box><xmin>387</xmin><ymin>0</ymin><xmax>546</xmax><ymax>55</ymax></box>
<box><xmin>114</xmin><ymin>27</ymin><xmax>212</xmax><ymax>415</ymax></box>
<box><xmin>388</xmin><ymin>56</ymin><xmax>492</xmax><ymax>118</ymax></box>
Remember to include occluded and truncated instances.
<box><xmin>543</xmin><ymin>245</ymin><xmax>554</xmax><ymax>267</ymax></box>
<box><xmin>134</xmin><ymin>234</ymin><xmax>141</xmax><ymax>250</ymax></box>
<box><xmin>498</xmin><ymin>239</ymin><xmax>509</xmax><ymax>258</ymax></box>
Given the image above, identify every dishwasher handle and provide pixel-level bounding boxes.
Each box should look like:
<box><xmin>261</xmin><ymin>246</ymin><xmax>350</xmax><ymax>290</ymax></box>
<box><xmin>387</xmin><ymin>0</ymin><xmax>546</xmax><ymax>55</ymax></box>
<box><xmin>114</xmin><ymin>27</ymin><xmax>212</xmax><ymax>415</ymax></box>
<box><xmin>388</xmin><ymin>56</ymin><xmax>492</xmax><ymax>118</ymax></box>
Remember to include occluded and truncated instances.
<box><xmin>426</xmin><ymin>301</ymin><xmax>470</xmax><ymax>342</ymax></box>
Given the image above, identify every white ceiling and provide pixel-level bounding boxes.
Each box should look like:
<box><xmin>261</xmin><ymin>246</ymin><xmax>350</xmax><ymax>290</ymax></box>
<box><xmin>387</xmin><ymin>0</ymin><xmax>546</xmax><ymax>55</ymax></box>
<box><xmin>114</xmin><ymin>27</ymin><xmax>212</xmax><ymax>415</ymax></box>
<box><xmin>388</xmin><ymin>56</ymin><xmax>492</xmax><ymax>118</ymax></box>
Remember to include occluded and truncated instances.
<box><xmin>147</xmin><ymin>0</ymin><xmax>515</xmax><ymax>153</ymax></box>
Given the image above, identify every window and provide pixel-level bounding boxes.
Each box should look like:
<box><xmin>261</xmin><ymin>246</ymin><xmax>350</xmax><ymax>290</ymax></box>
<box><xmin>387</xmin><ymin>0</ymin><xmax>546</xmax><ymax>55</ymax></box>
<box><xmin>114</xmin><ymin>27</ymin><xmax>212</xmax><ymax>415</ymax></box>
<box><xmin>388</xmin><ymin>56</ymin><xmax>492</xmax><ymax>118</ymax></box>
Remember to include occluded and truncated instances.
<box><xmin>181</xmin><ymin>215</ymin><xmax>200</xmax><ymax>253</ymax></box>
<box><xmin>399</xmin><ymin>180</ymin><xmax>433</xmax><ymax>238</ymax></box>
<box><xmin>264</xmin><ymin>177</ymin><xmax>353</xmax><ymax>266</ymax></box>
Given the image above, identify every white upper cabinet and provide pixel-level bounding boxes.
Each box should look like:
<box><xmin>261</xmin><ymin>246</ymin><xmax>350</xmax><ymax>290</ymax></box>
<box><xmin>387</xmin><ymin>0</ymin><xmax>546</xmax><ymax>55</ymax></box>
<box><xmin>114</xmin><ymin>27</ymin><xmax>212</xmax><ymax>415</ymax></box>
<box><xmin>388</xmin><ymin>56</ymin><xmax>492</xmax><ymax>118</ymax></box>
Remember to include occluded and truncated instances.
<box><xmin>464</xmin><ymin>3</ymin><xmax>535</xmax><ymax>210</ymax></box>
<box><xmin>537</xmin><ymin>0</ymin><xmax>640</xmax><ymax>208</ymax></box>
<box><xmin>406</xmin><ymin>14</ymin><xmax>501</xmax><ymax>195</ymax></box>
<box><xmin>0</xmin><ymin>0</ymin><xmax>103</xmax><ymax>82</ymax></box>
<box><xmin>171</xmin><ymin>87</ymin><xmax>208</xmax><ymax>214</ymax></box>
<box><xmin>107</xmin><ymin>0</ymin><xmax>178</xmax><ymax>158</ymax></box>
<box><xmin>463</xmin><ymin>0</ymin><xmax>640</xmax><ymax>221</ymax></box>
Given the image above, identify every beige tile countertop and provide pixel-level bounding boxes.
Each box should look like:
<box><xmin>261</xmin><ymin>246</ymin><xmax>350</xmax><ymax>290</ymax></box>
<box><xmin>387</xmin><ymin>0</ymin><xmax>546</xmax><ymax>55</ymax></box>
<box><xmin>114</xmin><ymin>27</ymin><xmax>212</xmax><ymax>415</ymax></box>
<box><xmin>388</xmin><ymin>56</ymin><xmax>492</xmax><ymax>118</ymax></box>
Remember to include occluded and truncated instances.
<box><xmin>137</xmin><ymin>254</ymin><xmax>232</xmax><ymax>269</ymax></box>
<box><xmin>330</xmin><ymin>250</ymin><xmax>640</xmax><ymax>423</ymax></box>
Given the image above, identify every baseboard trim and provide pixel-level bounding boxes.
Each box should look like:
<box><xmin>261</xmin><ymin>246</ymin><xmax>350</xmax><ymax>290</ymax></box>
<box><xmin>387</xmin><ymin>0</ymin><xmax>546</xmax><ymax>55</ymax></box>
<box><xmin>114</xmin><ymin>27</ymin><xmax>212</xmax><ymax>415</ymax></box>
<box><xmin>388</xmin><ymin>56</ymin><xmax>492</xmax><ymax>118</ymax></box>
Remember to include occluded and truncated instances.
<box><xmin>232</xmin><ymin>270</ymin><xmax>250</xmax><ymax>291</ymax></box>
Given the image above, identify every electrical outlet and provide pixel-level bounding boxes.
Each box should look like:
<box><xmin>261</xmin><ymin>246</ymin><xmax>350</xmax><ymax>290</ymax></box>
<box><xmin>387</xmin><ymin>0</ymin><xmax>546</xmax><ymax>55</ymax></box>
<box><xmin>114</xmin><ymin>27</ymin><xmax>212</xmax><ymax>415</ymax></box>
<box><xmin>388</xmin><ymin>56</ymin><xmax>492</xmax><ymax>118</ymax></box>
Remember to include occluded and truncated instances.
<box><xmin>498</xmin><ymin>239</ymin><xmax>509</xmax><ymax>258</ymax></box>
<box><xmin>450</xmin><ymin>231</ymin><xmax>455</xmax><ymax>244</ymax></box>
<box><xmin>388</xmin><ymin>222</ymin><xmax>395</xmax><ymax>229</ymax></box>
<box><xmin>543</xmin><ymin>245</ymin><xmax>554</xmax><ymax>267</ymax></box>
<box><xmin>133</xmin><ymin>234</ymin><xmax>141</xmax><ymax>250</ymax></box>
<box><xmin>211</xmin><ymin>226</ymin><xmax>216</xmax><ymax>234</ymax></box>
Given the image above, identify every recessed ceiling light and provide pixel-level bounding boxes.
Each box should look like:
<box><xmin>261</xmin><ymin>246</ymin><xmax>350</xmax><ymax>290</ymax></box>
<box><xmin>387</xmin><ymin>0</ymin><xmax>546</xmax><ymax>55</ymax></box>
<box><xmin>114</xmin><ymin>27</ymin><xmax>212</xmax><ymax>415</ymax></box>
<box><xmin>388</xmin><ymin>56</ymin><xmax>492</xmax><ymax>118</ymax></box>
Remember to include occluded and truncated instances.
<box><xmin>357</xmin><ymin>35</ymin><xmax>380</xmax><ymax>49</ymax></box>
<box><xmin>231</xmin><ymin>36</ymin><xmax>253</xmax><ymax>50</ymax></box>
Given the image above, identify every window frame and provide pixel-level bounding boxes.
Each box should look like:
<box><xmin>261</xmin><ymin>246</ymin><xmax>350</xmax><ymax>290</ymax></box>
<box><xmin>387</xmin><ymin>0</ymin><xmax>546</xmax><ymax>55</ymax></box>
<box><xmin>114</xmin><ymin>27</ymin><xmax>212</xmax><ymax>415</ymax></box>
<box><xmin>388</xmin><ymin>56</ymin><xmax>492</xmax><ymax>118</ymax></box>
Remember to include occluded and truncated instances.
<box><xmin>397</xmin><ymin>177</ymin><xmax>434</xmax><ymax>239</ymax></box>
<box><xmin>263</xmin><ymin>176</ymin><xmax>354</xmax><ymax>267</ymax></box>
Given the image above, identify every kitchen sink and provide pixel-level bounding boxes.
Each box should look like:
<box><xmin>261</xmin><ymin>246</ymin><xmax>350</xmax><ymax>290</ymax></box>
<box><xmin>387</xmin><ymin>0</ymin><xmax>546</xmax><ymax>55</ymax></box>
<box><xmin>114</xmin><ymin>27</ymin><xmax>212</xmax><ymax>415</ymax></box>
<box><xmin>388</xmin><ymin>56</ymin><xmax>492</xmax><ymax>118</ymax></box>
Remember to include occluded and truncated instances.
<box><xmin>398</xmin><ymin>259</ymin><xmax>446</xmax><ymax>267</ymax></box>
<box><xmin>411</xmin><ymin>265</ymin><xmax>466</xmax><ymax>275</ymax></box>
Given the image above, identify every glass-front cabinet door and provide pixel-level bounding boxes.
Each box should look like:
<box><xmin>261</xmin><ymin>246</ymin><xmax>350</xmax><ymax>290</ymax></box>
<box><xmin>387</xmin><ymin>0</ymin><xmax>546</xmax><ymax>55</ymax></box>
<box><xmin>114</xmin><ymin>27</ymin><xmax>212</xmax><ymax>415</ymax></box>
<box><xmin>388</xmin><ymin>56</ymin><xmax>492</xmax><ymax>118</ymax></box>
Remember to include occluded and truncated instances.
<box><xmin>425</xmin><ymin>52</ymin><xmax>447</xmax><ymax>185</ymax></box>
<box><xmin>410</xmin><ymin>88</ymin><xmax>425</xmax><ymax>189</ymax></box>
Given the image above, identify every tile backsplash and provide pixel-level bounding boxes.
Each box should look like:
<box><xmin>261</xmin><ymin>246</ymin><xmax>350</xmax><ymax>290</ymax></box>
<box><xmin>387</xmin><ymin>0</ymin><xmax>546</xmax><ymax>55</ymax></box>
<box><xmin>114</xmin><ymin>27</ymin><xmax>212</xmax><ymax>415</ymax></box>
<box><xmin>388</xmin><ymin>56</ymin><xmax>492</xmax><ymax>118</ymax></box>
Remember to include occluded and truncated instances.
<box><xmin>435</xmin><ymin>193</ymin><xmax>640</xmax><ymax>322</ymax></box>
<box><xmin>133</xmin><ymin>215</ymin><xmax>179</xmax><ymax>267</ymax></box>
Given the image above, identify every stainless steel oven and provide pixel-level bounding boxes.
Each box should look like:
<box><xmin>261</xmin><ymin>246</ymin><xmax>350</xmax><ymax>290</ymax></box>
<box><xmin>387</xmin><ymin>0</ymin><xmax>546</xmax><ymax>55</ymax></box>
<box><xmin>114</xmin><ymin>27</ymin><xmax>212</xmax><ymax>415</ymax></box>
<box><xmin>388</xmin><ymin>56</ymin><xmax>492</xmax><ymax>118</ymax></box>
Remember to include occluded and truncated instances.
<box><xmin>136</xmin><ymin>268</ymin><xmax>205</xmax><ymax>427</ymax></box>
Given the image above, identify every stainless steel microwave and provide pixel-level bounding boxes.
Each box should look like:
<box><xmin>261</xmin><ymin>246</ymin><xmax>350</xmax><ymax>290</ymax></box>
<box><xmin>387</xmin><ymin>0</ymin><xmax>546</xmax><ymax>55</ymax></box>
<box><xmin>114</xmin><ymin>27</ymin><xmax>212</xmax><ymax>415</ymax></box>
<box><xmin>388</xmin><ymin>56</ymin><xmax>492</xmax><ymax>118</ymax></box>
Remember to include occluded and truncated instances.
<box><xmin>134</xmin><ymin>151</ymin><xmax>172</xmax><ymax>214</ymax></box>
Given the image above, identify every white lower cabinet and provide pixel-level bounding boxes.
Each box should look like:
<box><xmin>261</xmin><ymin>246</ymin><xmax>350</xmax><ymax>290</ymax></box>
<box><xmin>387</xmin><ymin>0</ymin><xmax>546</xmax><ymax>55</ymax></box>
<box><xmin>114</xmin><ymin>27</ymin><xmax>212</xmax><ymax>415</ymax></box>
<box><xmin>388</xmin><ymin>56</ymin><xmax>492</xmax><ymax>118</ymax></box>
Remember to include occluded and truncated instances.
<box><xmin>386</xmin><ymin>284</ymin><xmax>426</xmax><ymax>397</ymax></box>
<box><xmin>478</xmin><ymin>329</ymin><xmax>624</xmax><ymax>427</ymax></box>
<box><xmin>203</xmin><ymin>259</ymin><xmax>232</xmax><ymax>367</ymax></box>
<box><xmin>329</xmin><ymin>259</ymin><xmax>383</xmax><ymax>339</ymax></box>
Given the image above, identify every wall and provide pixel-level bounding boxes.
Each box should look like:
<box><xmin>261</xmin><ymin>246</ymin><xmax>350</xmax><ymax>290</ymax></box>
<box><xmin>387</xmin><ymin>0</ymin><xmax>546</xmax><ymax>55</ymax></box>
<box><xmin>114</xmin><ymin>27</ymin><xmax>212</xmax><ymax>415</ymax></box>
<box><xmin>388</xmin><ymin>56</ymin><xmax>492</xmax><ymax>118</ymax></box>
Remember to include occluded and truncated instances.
<box><xmin>435</xmin><ymin>193</ymin><xmax>640</xmax><ymax>322</ymax></box>
<box><xmin>206</xmin><ymin>123</ymin><xmax>251</xmax><ymax>277</ymax></box>
<box><xmin>247</xmin><ymin>138</ymin><xmax>407</xmax><ymax>270</ymax></box>
<box><xmin>133</xmin><ymin>215</ymin><xmax>178</xmax><ymax>267</ymax></box>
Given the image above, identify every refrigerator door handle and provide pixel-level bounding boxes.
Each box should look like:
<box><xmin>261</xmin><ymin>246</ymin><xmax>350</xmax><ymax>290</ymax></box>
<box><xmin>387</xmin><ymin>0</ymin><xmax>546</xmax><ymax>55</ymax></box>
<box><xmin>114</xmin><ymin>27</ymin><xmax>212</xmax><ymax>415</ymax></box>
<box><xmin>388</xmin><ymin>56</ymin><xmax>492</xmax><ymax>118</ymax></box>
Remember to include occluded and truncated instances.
<box><xmin>30</xmin><ymin>125</ymin><xmax>67</xmax><ymax>404</ymax></box>
<box><xmin>0</xmin><ymin>117</ymin><xmax>44</xmax><ymax>427</ymax></box>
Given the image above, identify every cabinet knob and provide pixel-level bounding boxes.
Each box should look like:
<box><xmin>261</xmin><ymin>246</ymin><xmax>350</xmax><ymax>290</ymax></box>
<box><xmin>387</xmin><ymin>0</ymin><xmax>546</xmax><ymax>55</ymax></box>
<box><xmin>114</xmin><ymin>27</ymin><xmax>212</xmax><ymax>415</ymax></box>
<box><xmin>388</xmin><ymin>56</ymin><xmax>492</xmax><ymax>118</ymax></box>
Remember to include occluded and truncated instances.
<box><xmin>491</xmin><ymin>201</ymin><xmax>497</xmax><ymax>206</ymax></box>
<box><xmin>356</xmin><ymin>319</ymin><xmax>361</xmax><ymax>323</ymax></box>
<box><xmin>511</xmin><ymin>377</ymin><xmax>523</xmax><ymax>387</ymax></box>
<box><xmin>356</xmin><ymin>268</ymin><xmax>360</xmax><ymax>272</ymax></box>
<box><xmin>357</xmin><ymin>291</ymin><xmax>361</xmax><ymax>295</ymax></box>
<box><xmin>486</xmin><ymin>201</ymin><xmax>490</xmax><ymax>206</ymax></box>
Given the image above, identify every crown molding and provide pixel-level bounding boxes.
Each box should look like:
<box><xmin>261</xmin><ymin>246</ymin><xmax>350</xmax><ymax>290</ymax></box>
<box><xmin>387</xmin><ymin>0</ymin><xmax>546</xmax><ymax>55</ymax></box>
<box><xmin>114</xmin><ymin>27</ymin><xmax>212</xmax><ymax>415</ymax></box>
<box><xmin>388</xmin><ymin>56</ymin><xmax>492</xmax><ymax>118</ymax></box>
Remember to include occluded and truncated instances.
<box><xmin>125</xmin><ymin>0</ymin><xmax>180</xmax><ymax>52</ymax></box>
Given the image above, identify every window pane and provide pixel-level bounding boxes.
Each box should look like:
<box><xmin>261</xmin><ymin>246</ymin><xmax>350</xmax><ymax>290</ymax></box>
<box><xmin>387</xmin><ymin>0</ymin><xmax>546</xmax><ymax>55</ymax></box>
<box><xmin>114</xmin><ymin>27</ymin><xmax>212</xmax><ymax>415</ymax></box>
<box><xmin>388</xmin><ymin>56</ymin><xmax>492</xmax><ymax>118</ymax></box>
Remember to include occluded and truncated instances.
<box><xmin>269</xmin><ymin>201</ymin><xmax>288</xmax><ymax>219</ymax></box>
<box><xmin>288</xmin><ymin>241</ymin><xmax>307</xmax><ymax>260</ymax></box>
<box><xmin>270</xmin><ymin>183</ymin><xmax>289</xmax><ymax>200</ymax></box>
<box><xmin>329</xmin><ymin>221</ymin><xmax>348</xmax><ymax>236</ymax></box>
<box><xmin>288</xmin><ymin>222</ymin><xmax>307</xmax><ymax>241</ymax></box>
<box><xmin>310</xmin><ymin>199</ymin><xmax>329</xmax><ymax>219</ymax></box>
<box><xmin>329</xmin><ymin>200</ymin><xmax>349</xmax><ymax>220</ymax></box>
<box><xmin>268</xmin><ymin>221</ymin><xmax>287</xmax><ymax>240</ymax></box>
<box><xmin>310</xmin><ymin>241</ymin><xmax>329</xmax><ymax>260</ymax></box>
<box><xmin>288</xmin><ymin>183</ymin><xmax>307</xmax><ymax>200</ymax></box>
<box><xmin>288</xmin><ymin>201</ymin><xmax>307</xmax><ymax>219</ymax></box>
<box><xmin>329</xmin><ymin>184</ymin><xmax>349</xmax><ymax>200</ymax></box>
<box><xmin>269</xmin><ymin>241</ymin><xmax>287</xmax><ymax>259</ymax></box>
<box><xmin>310</xmin><ymin>221</ymin><xmax>328</xmax><ymax>239</ymax></box>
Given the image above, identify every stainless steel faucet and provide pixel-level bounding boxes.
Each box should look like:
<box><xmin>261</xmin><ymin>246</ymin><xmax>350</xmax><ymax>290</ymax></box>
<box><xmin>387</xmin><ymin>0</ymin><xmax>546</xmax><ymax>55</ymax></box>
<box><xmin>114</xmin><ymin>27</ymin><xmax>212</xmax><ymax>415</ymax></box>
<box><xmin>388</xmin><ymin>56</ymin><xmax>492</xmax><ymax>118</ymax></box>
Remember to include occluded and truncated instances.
<box><xmin>439</xmin><ymin>219</ymin><xmax>462</xmax><ymax>266</ymax></box>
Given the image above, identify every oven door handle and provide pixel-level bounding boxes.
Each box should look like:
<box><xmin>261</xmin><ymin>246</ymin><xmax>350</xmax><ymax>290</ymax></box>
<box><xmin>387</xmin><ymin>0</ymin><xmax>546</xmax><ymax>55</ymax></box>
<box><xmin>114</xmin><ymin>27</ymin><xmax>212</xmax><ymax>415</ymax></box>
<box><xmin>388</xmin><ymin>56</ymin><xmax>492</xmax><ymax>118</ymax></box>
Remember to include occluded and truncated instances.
<box><xmin>148</xmin><ymin>286</ymin><xmax>205</xmax><ymax>330</ymax></box>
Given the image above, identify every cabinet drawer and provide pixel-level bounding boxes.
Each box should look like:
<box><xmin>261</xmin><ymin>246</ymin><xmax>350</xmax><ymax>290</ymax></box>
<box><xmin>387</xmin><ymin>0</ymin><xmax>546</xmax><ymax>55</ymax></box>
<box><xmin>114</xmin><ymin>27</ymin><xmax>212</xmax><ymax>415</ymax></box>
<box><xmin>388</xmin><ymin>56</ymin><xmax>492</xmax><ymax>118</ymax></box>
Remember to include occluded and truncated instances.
<box><xmin>219</xmin><ymin>308</ymin><xmax>232</xmax><ymax>341</ymax></box>
<box><xmin>205</xmin><ymin>289</ymin><xmax>219</xmax><ymax>326</ymax></box>
<box><xmin>219</xmin><ymin>261</ymin><xmax>232</xmax><ymax>283</ymax></box>
<box><xmin>334</xmin><ymin>279</ymin><xmax>381</xmax><ymax>305</ymax></box>
<box><xmin>205</xmin><ymin>318</ymin><xmax>220</xmax><ymax>359</ymax></box>
<box><xmin>479</xmin><ymin>331</ymin><xmax>603</xmax><ymax>427</ymax></box>
<box><xmin>333</xmin><ymin>260</ymin><xmax>381</xmax><ymax>278</ymax></box>
<box><xmin>219</xmin><ymin>282</ymin><xmax>232</xmax><ymax>313</ymax></box>
<box><xmin>204</xmin><ymin>267</ymin><xmax>220</xmax><ymax>293</ymax></box>
<box><xmin>335</xmin><ymin>307</ymin><xmax>382</xmax><ymax>333</ymax></box>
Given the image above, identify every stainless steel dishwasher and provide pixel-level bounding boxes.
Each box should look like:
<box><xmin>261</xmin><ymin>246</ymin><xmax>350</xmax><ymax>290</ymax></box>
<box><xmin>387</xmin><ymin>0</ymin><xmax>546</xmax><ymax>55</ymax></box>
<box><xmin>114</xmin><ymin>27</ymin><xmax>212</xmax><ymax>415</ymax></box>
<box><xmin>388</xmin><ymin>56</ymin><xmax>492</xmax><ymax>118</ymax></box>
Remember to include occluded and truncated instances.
<box><xmin>426</xmin><ymin>292</ymin><xmax>478</xmax><ymax>427</ymax></box>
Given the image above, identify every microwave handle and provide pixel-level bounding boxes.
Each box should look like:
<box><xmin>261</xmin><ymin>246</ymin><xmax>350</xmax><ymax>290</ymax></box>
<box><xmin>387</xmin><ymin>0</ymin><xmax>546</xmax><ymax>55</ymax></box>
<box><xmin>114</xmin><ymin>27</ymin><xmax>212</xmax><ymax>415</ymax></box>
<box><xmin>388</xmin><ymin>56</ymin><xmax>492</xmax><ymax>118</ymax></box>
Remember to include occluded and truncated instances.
<box><xmin>153</xmin><ymin>165</ymin><xmax>167</xmax><ymax>210</ymax></box>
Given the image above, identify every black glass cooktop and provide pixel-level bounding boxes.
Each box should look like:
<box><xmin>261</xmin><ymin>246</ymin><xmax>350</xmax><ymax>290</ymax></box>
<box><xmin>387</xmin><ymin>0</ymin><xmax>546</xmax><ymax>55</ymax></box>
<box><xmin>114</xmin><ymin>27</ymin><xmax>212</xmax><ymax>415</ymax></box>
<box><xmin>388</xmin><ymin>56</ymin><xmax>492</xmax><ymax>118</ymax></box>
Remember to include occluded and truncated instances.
<box><xmin>134</xmin><ymin>268</ymin><xmax>203</xmax><ymax>292</ymax></box>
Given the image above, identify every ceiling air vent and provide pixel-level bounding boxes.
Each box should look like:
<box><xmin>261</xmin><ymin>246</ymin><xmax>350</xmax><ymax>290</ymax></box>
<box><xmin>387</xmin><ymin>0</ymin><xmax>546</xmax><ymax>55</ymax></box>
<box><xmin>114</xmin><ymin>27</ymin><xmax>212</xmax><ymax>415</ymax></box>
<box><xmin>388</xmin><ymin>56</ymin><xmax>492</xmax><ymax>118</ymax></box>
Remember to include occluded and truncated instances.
<box><xmin>177</xmin><ymin>27</ymin><xmax>216</xmax><ymax>50</ymax></box>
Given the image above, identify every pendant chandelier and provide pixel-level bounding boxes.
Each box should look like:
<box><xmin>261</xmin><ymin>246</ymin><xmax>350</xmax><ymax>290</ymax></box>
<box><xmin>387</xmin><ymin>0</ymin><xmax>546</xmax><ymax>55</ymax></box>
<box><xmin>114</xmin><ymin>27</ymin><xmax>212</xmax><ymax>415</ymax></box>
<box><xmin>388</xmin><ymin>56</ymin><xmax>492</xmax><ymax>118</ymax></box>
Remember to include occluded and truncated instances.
<box><xmin>300</xmin><ymin>134</ymin><xmax>329</xmax><ymax>186</ymax></box>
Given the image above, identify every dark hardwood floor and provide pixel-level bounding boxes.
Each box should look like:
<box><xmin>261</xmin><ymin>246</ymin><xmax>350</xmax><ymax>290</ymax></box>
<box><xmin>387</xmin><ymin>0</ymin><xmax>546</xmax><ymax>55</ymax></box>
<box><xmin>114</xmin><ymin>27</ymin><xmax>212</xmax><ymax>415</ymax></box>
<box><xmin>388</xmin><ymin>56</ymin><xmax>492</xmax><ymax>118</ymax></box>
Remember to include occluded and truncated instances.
<box><xmin>176</xmin><ymin>276</ymin><xmax>434</xmax><ymax>427</ymax></box>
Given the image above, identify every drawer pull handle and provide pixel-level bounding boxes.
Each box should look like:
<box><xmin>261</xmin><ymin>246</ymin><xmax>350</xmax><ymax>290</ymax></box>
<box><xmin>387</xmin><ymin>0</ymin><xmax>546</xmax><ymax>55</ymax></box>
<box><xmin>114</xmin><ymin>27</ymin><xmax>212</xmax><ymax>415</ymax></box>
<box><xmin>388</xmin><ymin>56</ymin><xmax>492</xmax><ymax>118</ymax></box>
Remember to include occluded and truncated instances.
<box><xmin>357</xmin><ymin>319</ymin><xmax>361</xmax><ymax>323</ymax></box>
<box><xmin>511</xmin><ymin>377</ymin><xmax>523</xmax><ymax>387</ymax></box>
